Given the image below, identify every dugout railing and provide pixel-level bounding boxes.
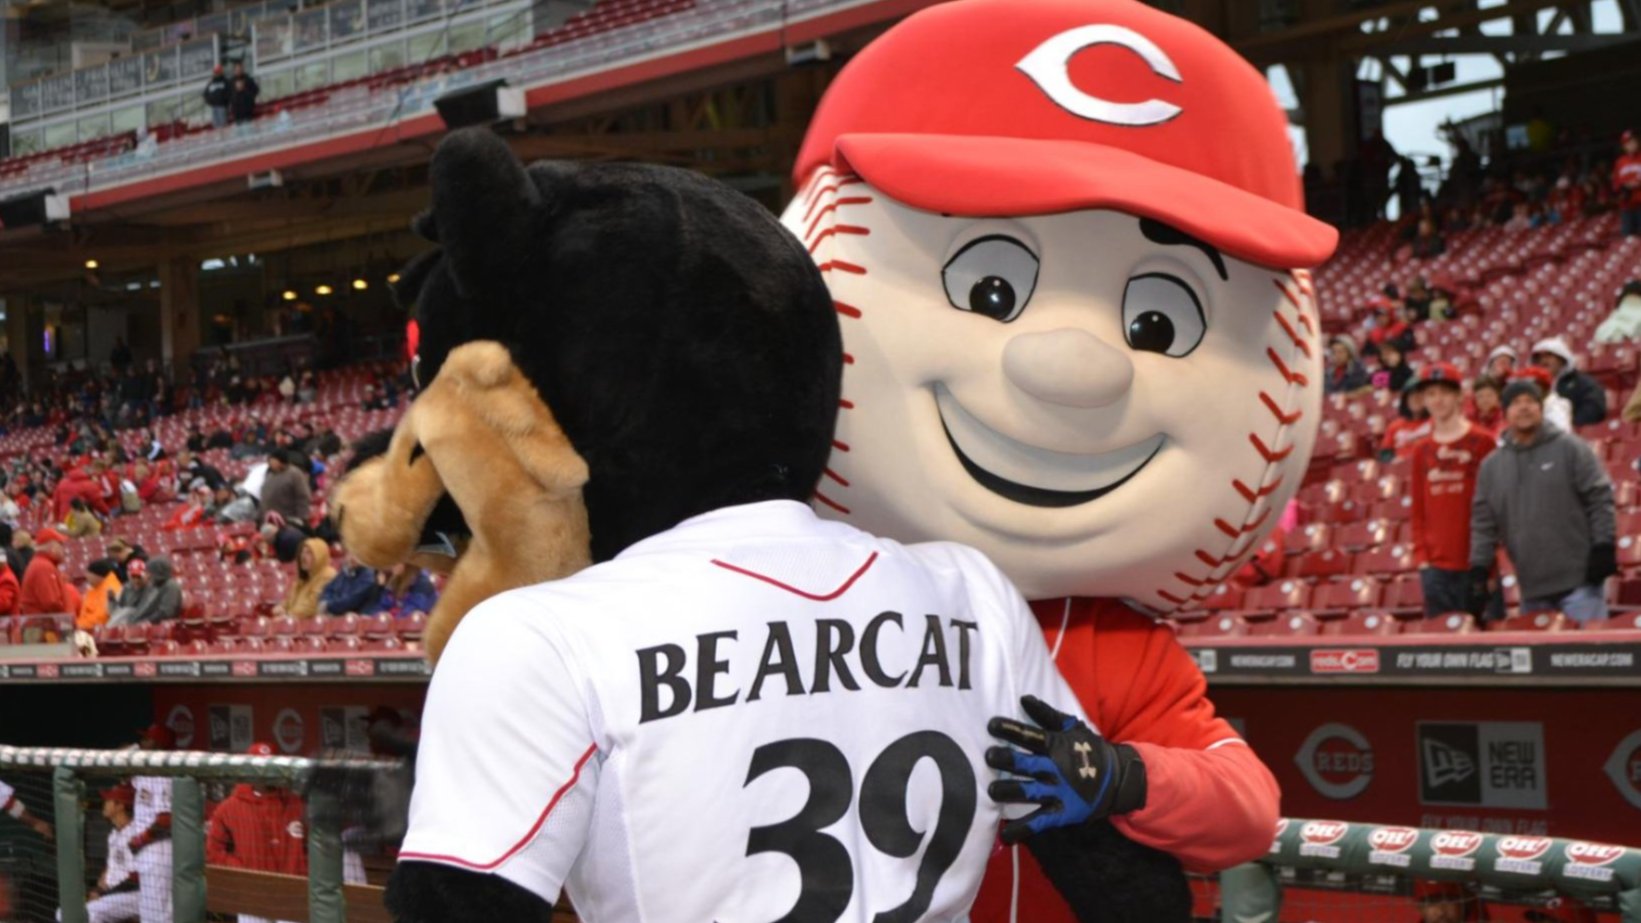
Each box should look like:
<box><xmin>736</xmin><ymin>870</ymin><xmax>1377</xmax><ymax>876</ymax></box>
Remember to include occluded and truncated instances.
<box><xmin>0</xmin><ymin>745</ymin><xmax>401</xmax><ymax>923</ymax></box>
<box><xmin>1212</xmin><ymin>818</ymin><xmax>1641</xmax><ymax>922</ymax></box>
<box><xmin>5</xmin><ymin>743</ymin><xmax>1640</xmax><ymax>922</ymax></box>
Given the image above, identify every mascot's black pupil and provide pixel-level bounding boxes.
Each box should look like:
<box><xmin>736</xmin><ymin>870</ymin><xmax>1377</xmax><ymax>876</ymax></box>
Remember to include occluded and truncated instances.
<box><xmin>1128</xmin><ymin>312</ymin><xmax>1175</xmax><ymax>353</ymax></box>
<box><xmin>969</xmin><ymin>277</ymin><xmax>1016</xmax><ymax>320</ymax></box>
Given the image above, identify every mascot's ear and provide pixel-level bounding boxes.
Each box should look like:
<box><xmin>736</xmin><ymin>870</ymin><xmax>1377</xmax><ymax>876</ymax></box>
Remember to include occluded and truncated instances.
<box><xmin>425</xmin><ymin>128</ymin><xmax>540</xmax><ymax>298</ymax></box>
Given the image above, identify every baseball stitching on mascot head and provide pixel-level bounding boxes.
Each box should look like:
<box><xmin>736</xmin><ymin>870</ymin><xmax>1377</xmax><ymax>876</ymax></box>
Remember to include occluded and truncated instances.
<box><xmin>781</xmin><ymin>0</ymin><xmax>1338</xmax><ymax>612</ymax></box>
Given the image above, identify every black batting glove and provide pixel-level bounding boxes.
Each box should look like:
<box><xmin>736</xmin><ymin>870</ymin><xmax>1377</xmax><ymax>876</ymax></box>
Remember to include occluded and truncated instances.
<box><xmin>985</xmin><ymin>695</ymin><xmax>1147</xmax><ymax>845</ymax></box>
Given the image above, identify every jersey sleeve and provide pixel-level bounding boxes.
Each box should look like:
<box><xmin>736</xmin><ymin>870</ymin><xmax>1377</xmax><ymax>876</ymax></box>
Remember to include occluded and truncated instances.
<box><xmin>1089</xmin><ymin>613</ymin><xmax>1279</xmax><ymax>872</ymax></box>
<box><xmin>397</xmin><ymin>595</ymin><xmax>600</xmax><ymax>904</ymax></box>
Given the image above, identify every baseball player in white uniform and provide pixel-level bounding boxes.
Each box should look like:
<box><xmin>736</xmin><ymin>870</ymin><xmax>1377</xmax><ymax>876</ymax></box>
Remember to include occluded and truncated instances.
<box><xmin>59</xmin><ymin>785</ymin><xmax>142</xmax><ymax>923</ymax></box>
<box><xmin>130</xmin><ymin>725</ymin><xmax>175</xmax><ymax>923</ymax></box>
<box><xmin>399</xmin><ymin>499</ymin><xmax>1087</xmax><ymax>921</ymax></box>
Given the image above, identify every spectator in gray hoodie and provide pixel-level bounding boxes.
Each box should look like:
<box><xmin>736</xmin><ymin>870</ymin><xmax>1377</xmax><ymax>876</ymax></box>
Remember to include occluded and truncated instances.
<box><xmin>108</xmin><ymin>556</ymin><xmax>184</xmax><ymax>625</ymax></box>
<box><xmin>1468</xmin><ymin>379</ymin><xmax>1617</xmax><ymax>623</ymax></box>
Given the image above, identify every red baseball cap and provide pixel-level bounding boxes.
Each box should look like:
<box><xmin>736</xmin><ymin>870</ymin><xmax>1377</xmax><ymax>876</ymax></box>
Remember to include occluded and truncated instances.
<box><xmin>137</xmin><ymin>722</ymin><xmax>175</xmax><ymax>749</ymax></box>
<box><xmin>1414</xmin><ymin>362</ymin><xmax>1464</xmax><ymax>390</ymax></box>
<box><xmin>127</xmin><ymin>558</ymin><xmax>148</xmax><ymax>579</ymax></box>
<box><xmin>99</xmin><ymin>784</ymin><xmax>136</xmax><ymax>807</ymax></box>
<box><xmin>793</xmin><ymin>0</ymin><xmax>1337</xmax><ymax>269</ymax></box>
<box><xmin>35</xmin><ymin>527</ymin><xmax>68</xmax><ymax>544</ymax></box>
<box><xmin>247</xmin><ymin>742</ymin><xmax>274</xmax><ymax>757</ymax></box>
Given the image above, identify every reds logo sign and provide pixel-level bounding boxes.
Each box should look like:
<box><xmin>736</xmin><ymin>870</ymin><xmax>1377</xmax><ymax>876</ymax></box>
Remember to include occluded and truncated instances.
<box><xmin>1294</xmin><ymin>723</ymin><xmax>1374</xmax><ymax>800</ymax></box>
<box><xmin>1016</xmin><ymin>24</ymin><xmax>1183</xmax><ymax>126</ymax></box>
<box><xmin>1603</xmin><ymin>729</ymin><xmax>1641</xmax><ymax>810</ymax></box>
<box><xmin>1310</xmin><ymin>649</ymin><xmax>1380</xmax><ymax>675</ymax></box>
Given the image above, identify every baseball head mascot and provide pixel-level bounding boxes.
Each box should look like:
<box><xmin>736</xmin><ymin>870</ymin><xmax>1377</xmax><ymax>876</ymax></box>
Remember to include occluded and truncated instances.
<box><xmin>784</xmin><ymin>0</ymin><xmax>1338</xmax><ymax>917</ymax></box>
<box><xmin>337</xmin><ymin>128</ymin><xmax>841</xmax><ymax>922</ymax></box>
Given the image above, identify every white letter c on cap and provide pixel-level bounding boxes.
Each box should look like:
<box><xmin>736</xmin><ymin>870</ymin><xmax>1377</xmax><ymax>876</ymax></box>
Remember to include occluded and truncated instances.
<box><xmin>1017</xmin><ymin>24</ymin><xmax>1183</xmax><ymax>126</ymax></box>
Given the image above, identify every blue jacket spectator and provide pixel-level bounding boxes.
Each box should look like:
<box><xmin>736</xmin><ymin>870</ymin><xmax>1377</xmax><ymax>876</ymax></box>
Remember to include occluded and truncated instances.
<box><xmin>319</xmin><ymin>560</ymin><xmax>380</xmax><ymax>616</ymax></box>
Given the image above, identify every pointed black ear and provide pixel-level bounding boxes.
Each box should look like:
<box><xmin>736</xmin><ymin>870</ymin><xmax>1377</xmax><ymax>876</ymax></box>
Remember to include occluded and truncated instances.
<box><xmin>427</xmin><ymin>127</ymin><xmax>539</xmax><ymax>297</ymax></box>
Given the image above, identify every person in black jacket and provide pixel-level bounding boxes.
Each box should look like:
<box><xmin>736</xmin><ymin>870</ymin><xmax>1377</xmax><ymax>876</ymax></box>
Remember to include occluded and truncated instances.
<box><xmin>229</xmin><ymin>61</ymin><xmax>259</xmax><ymax>124</ymax></box>
<box><xmin>1530</xmin><ymin>335</ymin><xmax>1608</xmax><ymax>426</ymax></box>
<box><xmin>203</xmin><ymin>65</ymin><xmax>231</xmax><ymax>128</ymax></box>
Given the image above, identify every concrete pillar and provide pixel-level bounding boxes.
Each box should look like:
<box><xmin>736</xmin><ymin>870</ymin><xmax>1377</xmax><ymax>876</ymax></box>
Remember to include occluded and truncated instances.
<box><xmin>5</xmin><ymin>295</ymin><xmax>34</xmax><ymax>393</ymax></box>
<box><xmin>1294</xmin><ymin>57</ymin><xmax>1358</xmax><ymax>173</ymax></box>
<box><xmin>158</xmin><ymin>256</ymin><xmax>201</xmax><ymax>373</ymax></box>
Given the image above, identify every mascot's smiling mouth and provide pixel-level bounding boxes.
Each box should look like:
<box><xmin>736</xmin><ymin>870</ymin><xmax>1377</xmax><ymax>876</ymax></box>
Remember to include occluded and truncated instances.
<box><xmin>934</xmin><ymin>385</ymin><xmax>1165</xmax><ymax>508</ymax></box>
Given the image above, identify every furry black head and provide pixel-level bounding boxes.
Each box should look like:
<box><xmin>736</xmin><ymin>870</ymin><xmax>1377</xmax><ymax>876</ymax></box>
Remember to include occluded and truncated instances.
<box><xmin>394</xmin><ymin>128</ymin><xmax>842</xmax><ymax>562</ymax></box>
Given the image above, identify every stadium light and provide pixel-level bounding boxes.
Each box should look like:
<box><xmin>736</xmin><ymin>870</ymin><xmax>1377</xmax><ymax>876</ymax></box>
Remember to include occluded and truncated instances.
<box><xmin>315</xmin><ymin>284</ymin><xmax>334</xmax><ymax>296</ymax></box>
<box><xmin>84</xmin><ymin>258</ymin><xmax>99</xmax><ymax>270</ymax></box>
<box><xmin>352</xmin><ymin>278</ymin><xmax>368</xmax><ymax>291</ymax></box>
<box><xmin>282</xmin><ymin>290</ymin><xmax>298</xmax><ymax>301</ymax></box>
<box><xmin>387</xmin><ymin>273</ymin><xmax>401</xmax><ymax>285</ymax></box>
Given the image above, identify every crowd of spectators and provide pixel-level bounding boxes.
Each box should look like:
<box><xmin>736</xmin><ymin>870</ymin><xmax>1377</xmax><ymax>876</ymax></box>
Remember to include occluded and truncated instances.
<box><xmin>0</xmin><ymin>353</ymin><xmax>434</xmax><ymax>643</ymax></box>
<box><xmin>1310</xmin><ymin>120</ymin><xmax>1641</xmax><ymax>238</ymax></box>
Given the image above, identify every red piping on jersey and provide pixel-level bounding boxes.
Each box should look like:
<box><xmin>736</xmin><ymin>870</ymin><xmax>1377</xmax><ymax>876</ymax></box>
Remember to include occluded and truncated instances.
<box><xmin>399</xmin><ymin>743</ymin><xmax>598</xmax><ymax>872</ymax></box>
<box><xmin>710</xmin><ymin>551</ymin><xmax>877</xmax><ymax>602</ymax></box>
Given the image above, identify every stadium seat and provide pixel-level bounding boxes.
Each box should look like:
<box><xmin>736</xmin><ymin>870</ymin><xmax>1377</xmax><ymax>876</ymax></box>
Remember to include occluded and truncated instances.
<box><xmin>1332</xmin><ymin>520</ymin><xmax>1388</xmax><ymax>552</ymax></box>
<box><xmin>398</xmin><ymin>611</ymin><xmax>428</xmax><ymax>642</ymax></box>
<box><xmin>1198</xmin><ymin>584</ymin><xmax>1244</xmax><ymax>611</ymax></box>
<box><xmin>1584</xmin><ymin>612</ymin><xmax>1641</xmax><ymax>632</ymax></box>
<box><xmin>271</xmin><ymin>616</ymin><xmax>300</xmax><ymax>639</ymax></box>
<box><xmin>1175</xmin><ymin>614</ymin><xmax>1249</xmax><ymax>638</ymax></box>
<box><xmin>1243</xmin><ymin>580</ymin><xmax>1311</xmax><ymax>612</ymax></box>
<box><xmin>1408</xmin><ymin>612</ymin><xmax>1477</xmax><ymax>634</ymax></box>
<box><xmin>361</xmin><ymin>614</ymin><xmax>396</xmax><ymax>640</ymax></box>
<box><xmin>1297</xmin><ymin>549</ymin><xmax>1352</xmax><ymax>580</ymax></box>
<box><xmin>1320</xmin><ymin>611</ymin><xmax>1400</xmax><ymax>636</ymax></box>
<box><xmin>1493</xmin><ymin>611</ymin><xmax>1571</xmax><ymax>632</ymax></box>
<box><xmin>1312</xmin><ymin>577</ymin><xmax>1382</xmax><ymax>613</ymax></box>
<box><xmin>1383</xmin><ymin>574</ymin><xmax>1424</xmax><ymax>614</ymax></box>
<box><xmin>1285</xmin><ymin>523</ymin><xmax>1330</xmax><ymax>557</ymax></box>
<box><xmin>1248</xmin><ymin>612</ymin><xmax>1320</xmax><ymax>637</ymax></box>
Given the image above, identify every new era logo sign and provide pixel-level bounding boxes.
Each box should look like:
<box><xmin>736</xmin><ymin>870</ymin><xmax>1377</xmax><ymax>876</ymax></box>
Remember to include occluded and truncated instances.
<box><xmin>1423</xmin><ymin>737</ymin><xmax>1476</xmax><ymax>788</ymax></box>
<box><xmin>1418</xmin><ymin>722</ymin><xmax>1547</xmax><ymax>810</ymax></box>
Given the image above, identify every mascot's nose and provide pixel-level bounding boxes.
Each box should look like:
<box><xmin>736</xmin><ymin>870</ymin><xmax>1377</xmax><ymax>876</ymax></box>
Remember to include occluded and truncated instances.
<box><xmin>1002</xmin><ymin>328</ymin><xmax>1134</xmax><ymax>409</ymax></box>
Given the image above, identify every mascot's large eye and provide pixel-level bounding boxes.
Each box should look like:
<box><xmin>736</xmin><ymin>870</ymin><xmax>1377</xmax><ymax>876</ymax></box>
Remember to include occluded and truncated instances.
<box><xmin>1121</xmin><ymin>273</ymin><xmax>1205</xmax><ymax>357</ymax></box>
<box><xmin>942</xmin><ymin>236</ymin><xmax>1039</xmax><ymax>323</ymax></box>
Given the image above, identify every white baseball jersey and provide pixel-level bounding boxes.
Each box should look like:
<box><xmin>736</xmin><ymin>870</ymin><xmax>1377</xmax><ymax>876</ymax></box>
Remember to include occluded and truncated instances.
<box><xmin>0</xmin><ymin>777</ymin><xmax>16</xmax><ymax>813</ymax></box>
<box><xmin>401</xmin><ymin>500</ymin><xmax>1084</xmax><ymax>922</ymax></box>
<box><xmin>131</xmin><ymin>777</ymin><xmax>171</xmax><ymax>834</ymax></box>
<box><xmin>103</xmin><ymin>824</ymin><xmax>138</xmax><ymax>892</ymax></box>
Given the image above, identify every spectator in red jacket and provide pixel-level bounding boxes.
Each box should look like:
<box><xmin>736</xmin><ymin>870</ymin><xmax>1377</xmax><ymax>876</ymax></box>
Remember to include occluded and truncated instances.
<box><xmin>19</xmin><ymin>528</ymin><xmax>79</xmax><ymax>615</ymax></box>
<box><xmin>206</xmin><ymin>743</ymin><xmax>309</xmax><ymax>893</ymax></box>
<box><xmin>0</xmin><ymin>556</ymin><xmax>19</xmax><ymax>615</ymax></box>
<box><xmin>1615</xmin><ymin>129</ymin><xmax>1641</xmax><ymax>237</ymax></box>
<box><xmin>51</xmin><ymin>467</ymin><xmax>104</xmax><ymax>521</ymax></box>
<box><xmin>1409</xmin><ymin>363</ymin><xmax>1499</xmax><ymax>619</ymax></box>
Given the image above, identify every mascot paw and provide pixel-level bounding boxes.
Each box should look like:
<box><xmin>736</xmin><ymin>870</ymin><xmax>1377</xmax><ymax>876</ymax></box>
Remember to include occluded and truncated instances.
<box><xmin>1026</xmin><ymin>822</ymin><xmax>1193</xmax><ymax>923</ymax></box>
<box><xmin>387</xmin><ymin>862</ymin><xmax>557</xmax><ymax>923</ymax></box>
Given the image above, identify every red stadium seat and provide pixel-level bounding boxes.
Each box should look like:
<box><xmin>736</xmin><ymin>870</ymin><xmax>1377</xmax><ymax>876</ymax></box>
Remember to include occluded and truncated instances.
<box><xmin>1356</xmin><ymin>544</ymin><xmax>1416</xmax><ymax>578</ymax></box>
<box><xmin>1285</xmin><ymin>523</ymin><xmax>1331</xmax><ymax>557</ymax></box>
<box><xmin>1248</xmin><ymin>612</ymin><xmax>1320</xmax><ymax>637</ymax></box>
<box><xmin>1320</xmin><ymin>611</ymin><xmax>1400</xmax><ymax>636</ymax></box>
<box><xmin>1243</xmin><ymin>580</ymin><xmax>1311</xmax><ymax>613</ymax></box>
<box><xmin>1583</xmin><ymin>612</ymin><xmax>1641</xmax><ymax>632</ymax></box>
<box><xmin>1312</xmin><ymin>577</ymin><xmax>1382</xmax><ymax>613</ymax></box>
<box><xmin>1297</xmin><ymin>549</ymin><xmax>1352</xmax><ymax>580</ymax></box>
<box><xmin>271</xmin><ymin>616</ymin><xmax>300</xmax><ymax>639</ymax></box>
<box><xmin>1175</xmin><ymin>614</ymin><xmax>1249</xmax><ymax>638</ymax></box>
<box><xmin>1492</xmin><ymin>611</ymin><xmax>1571</xmax><ymax>632</ymax></box>
<box><xmin>1408</xmin><ymin>612</ymin><xmax>1477</xmax><ymax>634</ymax></box>
<box><xmin>1198</xmin><ymin>584</ymin><xmax>1244</xmax><ymax>612</ymax></box>
<box><xmin>398</xmin><ymin>611</ymin><xmax>428</xmax><ymax>642</ymax></box>
<box><xmin>361</xmin><ymin>614</ymin><xmax>396</xmax><ymax>640</ymax></box>
<box><xmin>1383</xmin><ymin>574</ymin><xmax>1424</xmax><ymax>614</ymax></box>
<box><xmin>1332</xmin><ymin>520</ymin><xmax>1388</xmax><ymax>552</ymax></box>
